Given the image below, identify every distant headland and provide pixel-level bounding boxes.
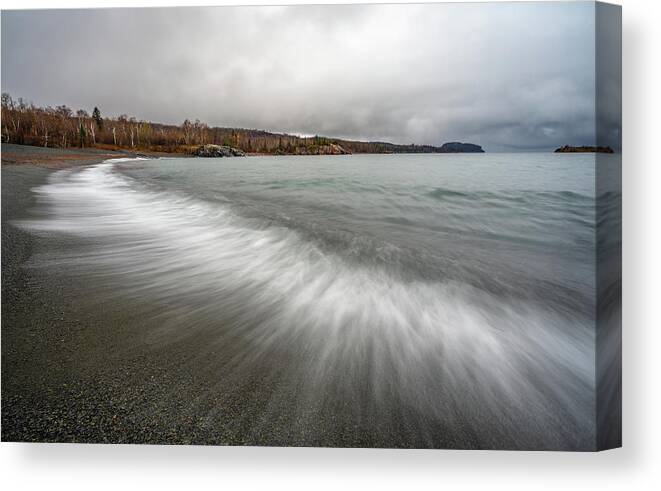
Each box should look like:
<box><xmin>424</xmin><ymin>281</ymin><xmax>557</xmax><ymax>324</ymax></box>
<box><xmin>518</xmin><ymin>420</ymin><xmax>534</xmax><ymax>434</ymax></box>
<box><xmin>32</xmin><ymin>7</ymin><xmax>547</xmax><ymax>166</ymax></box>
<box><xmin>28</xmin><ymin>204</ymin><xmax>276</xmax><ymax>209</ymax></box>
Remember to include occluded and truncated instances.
<box><xmin>438</xmin><ymin>142</ymin><xmax>485</xmax><ymax>153</ymax></box>
<box><xmin>554</xmin><ymin>145</ymin><xmax>614</xmax><ymax>154</ymax></box>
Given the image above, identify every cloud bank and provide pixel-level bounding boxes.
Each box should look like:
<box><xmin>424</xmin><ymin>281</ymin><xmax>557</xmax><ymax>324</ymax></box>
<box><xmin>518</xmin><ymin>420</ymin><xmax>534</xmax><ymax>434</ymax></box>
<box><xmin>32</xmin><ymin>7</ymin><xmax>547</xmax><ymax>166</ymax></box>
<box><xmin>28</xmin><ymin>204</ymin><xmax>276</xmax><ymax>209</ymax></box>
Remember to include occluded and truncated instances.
<box><xmin>2</xmin><ymin>3</ymin><xmax>615</xmax><ymax>151</ymax></box>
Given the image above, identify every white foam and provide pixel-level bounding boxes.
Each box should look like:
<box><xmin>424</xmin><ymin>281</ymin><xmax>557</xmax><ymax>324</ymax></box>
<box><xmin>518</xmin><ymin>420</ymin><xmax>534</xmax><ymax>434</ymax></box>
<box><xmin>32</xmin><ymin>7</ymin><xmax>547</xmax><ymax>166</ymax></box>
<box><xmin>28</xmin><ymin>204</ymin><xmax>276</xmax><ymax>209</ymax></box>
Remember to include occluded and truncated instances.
<box><xmin>20</xmin><ymin>160</ymin><xmax>597</xmax><ymax>447</ymax></box>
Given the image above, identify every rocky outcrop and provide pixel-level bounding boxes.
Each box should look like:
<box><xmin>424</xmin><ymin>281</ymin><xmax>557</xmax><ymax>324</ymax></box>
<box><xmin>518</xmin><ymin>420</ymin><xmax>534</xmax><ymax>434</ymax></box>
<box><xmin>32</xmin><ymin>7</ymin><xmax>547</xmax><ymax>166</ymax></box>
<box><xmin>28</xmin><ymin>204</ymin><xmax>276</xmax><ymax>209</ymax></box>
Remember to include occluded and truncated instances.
<box><xmin>280</xmin><ymin>143</ymin><xmax>350</xmax><ymax>155</ymax></box>
<box><xmin>554</xmin><ymin>145</ymin><xmax>614</xmax><ymax>154</ymax></box>
<box><xmin>193</xmin><ymin>144</ymin><xmax>245</xmax><ymax>157</ymax></box>
<box><xmin>439</xmin><ymin>142</ymin><xmax>484</xmax><ymax>153</ymax></box>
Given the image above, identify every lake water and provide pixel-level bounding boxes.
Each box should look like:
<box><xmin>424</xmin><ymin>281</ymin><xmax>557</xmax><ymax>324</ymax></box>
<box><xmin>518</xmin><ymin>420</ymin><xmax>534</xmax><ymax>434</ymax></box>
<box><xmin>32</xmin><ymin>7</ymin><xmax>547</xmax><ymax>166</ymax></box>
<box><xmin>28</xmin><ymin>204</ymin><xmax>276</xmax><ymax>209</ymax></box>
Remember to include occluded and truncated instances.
<box><xmin>21</xmin><ymin>153</ymin><xmax>611</xmax><ymax>449</ymax></box>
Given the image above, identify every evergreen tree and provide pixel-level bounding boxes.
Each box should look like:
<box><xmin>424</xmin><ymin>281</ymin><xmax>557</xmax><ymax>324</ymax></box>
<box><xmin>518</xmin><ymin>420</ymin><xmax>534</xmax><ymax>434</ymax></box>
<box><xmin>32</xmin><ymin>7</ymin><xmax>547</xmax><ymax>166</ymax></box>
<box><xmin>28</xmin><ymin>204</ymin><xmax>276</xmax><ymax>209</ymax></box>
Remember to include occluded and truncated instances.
<box><xmin>78</xmin><ymin>123</ymin><xmax>87</xmax><ymax>148</ymax></box>
<box><xmin>92</xmin><ymin>107</ymin><xmax>103</xmax><ymax>130</ymax></box>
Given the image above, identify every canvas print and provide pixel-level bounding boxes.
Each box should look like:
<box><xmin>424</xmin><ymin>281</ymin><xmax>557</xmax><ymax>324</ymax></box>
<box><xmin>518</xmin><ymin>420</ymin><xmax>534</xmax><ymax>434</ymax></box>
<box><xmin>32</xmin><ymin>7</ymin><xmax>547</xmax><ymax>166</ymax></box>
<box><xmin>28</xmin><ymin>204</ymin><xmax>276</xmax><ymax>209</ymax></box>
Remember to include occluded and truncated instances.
<box><xmin>1</xmin><ymin>2</ymin><xmax>621</xmax><ymax>451</ymax></box>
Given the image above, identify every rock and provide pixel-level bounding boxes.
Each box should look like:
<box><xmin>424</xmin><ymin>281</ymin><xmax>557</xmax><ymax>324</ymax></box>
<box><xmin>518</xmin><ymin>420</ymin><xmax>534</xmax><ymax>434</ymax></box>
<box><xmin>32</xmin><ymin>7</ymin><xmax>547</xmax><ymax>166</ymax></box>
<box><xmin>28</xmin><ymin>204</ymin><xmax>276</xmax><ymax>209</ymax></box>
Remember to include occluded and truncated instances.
<box><xmin>281</xmin><ymin>143</ymin><xmax>351</xmax><ymax>155</ymax></box>
<box><xmin>438</xmin><ymin>142</ymin><xmax>484</xmax><ymax>153</ymax></box>
<box><xmin>193</xmin><ymin>144</ymin><xmax>245</xmax><ymax>157</ymax></box>
<box><xmin>554</xmin><ymin>145</ymin><xmax>614</xmax><ymax>153</ymax></box>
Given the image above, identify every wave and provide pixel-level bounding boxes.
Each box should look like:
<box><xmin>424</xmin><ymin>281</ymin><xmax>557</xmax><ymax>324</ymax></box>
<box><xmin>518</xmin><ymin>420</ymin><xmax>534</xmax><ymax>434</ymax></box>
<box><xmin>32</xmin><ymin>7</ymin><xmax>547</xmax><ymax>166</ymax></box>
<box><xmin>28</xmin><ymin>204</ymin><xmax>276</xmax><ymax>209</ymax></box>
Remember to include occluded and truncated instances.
<box><xmin>426</xmin><ymin>186</ymin><xmax>594</xmax><ymax>206</ymax></box>
<box><xmin>426</xmin><ymin>187</ymin><xmax>470</xmax><ymax>200</ymax></box>
<box><xmin>18</xmin><ymin>159</ymin><xmax>597</xmax><ymax>449</ymax></box>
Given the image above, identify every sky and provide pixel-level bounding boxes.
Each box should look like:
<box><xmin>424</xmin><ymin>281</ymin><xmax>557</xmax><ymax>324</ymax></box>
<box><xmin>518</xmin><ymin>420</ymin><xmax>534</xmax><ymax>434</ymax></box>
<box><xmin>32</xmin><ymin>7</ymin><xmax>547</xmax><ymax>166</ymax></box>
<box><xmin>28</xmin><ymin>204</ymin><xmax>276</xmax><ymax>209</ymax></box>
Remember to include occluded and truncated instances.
<box><xmin>1</xmin><ymin>2</ymin><xmax>620</xmax><ymax>152</ymax></box>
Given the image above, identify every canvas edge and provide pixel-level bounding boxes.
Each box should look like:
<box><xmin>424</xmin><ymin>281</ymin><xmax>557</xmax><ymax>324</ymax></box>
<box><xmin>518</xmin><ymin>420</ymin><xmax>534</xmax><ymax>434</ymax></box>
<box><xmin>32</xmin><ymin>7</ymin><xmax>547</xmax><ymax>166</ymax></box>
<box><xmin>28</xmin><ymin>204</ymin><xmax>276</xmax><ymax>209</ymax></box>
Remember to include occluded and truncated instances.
<box><xmin>594</xmin><ymin>0</ymin><xmax>622</xmax><ymax>452</ymax></box>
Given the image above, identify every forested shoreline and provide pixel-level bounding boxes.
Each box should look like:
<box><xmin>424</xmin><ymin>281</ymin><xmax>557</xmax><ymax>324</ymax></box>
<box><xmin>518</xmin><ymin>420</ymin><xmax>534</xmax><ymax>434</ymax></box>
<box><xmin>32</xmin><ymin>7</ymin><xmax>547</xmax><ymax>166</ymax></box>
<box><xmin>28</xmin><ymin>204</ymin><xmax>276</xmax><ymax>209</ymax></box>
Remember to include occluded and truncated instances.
<box><xmin>1</xmin><ymin>93</ymin><xmax>446</xmax><ymax>156</ymax></box>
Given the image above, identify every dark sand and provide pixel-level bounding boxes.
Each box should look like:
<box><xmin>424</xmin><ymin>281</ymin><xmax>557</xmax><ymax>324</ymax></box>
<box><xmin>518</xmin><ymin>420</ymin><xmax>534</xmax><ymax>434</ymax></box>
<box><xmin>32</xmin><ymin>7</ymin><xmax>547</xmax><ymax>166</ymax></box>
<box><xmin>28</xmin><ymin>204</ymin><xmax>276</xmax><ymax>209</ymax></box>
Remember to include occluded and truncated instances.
<box><xmin>1</xmin><ymin>144</ymin><xmax>377</xmax><ymax>447</ymax></box>
<box><xmin>0</xmin><ymin>144</ymin><xmax>249</xmax><ymax>444</ymax></box>
<box><xmin>1</xmin><ymin>144</ymin><xmax>598</xmax><ymax>449</ymax></box>
<box><xmin>1</xmin><ymin>143</ymin><xmax>180</xmax><ymax>168</ymax></box>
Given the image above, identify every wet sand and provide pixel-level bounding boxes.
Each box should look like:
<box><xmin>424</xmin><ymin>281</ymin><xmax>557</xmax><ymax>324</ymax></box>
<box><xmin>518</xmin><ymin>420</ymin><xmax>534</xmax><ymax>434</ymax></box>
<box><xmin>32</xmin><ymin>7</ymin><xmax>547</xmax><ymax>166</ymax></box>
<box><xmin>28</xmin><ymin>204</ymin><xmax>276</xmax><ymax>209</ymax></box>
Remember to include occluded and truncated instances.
<box><xmin>0</xmin><ymin>145</ymin><xmax>248</xmax><ymax>444</ymax></box>
<box><xmin>1</xmin><ymin>145</ymin><xmax>598</xmax><ymax>449</ymax></box>
<box><xmin>1</xmin><ymin>145</ymin><xmax>382</xmax><ymax>446</ymax></box>
<box><xmin>1</xmin><ymin>143</ymin><xmax>183</xmax><ymax>168</ymax></box>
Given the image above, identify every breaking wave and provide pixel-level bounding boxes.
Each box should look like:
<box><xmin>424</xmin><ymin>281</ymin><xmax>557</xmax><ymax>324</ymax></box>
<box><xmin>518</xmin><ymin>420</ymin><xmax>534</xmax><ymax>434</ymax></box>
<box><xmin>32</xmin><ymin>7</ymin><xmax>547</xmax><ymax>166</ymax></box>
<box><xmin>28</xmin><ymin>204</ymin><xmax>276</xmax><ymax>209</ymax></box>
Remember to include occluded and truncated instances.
<box><xmin>19</xmin><ymin>158</ymin><xmax>597</xmax><ymax>449</ymax></box>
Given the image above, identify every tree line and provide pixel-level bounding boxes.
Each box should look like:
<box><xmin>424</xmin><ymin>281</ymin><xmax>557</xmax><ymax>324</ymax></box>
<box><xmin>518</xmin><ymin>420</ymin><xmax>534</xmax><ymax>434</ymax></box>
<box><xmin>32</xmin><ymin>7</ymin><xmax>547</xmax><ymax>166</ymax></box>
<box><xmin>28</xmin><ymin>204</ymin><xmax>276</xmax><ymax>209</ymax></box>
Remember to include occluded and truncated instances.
<box><xmin>1</xmin><ymin>93</ymin><xmax>445</xmax><ymax>155</ymax></box>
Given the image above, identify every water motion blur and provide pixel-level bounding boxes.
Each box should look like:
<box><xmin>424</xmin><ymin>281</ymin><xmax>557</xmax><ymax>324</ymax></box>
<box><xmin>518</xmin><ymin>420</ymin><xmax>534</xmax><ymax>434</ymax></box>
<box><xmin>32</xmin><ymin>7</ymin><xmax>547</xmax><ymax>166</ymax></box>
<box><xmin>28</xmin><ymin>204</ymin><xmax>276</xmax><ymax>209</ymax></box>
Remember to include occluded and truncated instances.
<box><xmin>10</xmin><ymin>153</ymin><xmax>602</xmax><ymax>449</ymax></box>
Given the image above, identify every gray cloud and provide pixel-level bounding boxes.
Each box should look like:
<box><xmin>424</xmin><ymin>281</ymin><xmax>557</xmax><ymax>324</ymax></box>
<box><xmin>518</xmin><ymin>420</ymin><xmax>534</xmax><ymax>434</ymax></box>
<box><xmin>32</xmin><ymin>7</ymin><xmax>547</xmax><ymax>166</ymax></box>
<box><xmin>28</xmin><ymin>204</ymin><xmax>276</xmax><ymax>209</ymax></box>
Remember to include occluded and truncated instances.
<box><xmin>1</xmin><ymin>3</ymin><xmax>615</xmax><ymax>151</ymax></box>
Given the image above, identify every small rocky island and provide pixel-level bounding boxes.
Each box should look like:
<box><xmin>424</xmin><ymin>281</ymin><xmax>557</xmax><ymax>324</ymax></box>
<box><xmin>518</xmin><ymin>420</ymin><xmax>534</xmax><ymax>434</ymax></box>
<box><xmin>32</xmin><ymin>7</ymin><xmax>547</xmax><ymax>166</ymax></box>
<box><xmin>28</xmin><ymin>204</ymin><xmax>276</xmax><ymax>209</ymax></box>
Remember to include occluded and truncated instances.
<box><xmin>193</xmin><ymin>144</ymin><xmax>246</xmax><ymax>157</ymax></box>
<box><xmin>438</xmin><ymin>142</ymin><xmax>485</xmax><ymax>153</ymax></box>
<box><xmin>554</xmin><ymin>145</ymin><xmax>614</xmax><ymax>154</ymax></box>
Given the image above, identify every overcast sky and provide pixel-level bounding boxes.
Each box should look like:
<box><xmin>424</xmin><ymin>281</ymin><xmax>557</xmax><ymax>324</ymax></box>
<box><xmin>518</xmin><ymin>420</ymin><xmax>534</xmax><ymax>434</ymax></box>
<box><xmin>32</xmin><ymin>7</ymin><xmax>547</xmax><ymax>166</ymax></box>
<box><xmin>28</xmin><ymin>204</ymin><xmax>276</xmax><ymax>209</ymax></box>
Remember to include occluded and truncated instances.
<box><xmin>1</xmin><ymin>3</ymin><xmax>616</xmax><ymax>151</ymax></box>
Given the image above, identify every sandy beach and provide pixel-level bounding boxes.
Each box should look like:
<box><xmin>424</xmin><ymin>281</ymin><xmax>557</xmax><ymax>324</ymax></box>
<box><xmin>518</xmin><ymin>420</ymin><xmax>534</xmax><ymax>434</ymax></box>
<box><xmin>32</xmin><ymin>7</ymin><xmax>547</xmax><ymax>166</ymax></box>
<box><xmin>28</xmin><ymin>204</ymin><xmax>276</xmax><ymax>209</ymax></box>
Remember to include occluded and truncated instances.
<box><xmin>1</xmin><ymin>143</ymin><xmax>604</xmax><ymax>449</ymax></box>
<box><xmin>1</xmin><ymin>144</ymin><xmax>236</xmax><ymax>444</ymax></box>
<box><xmin>1</xmin><ymin>143</ymin><xmax>177</xmax><ymax>168</ymax></box>
<box><xmin>1</xmin><ymin>145</ymin><xmax>380</xmax><ymax>446</ymax></box>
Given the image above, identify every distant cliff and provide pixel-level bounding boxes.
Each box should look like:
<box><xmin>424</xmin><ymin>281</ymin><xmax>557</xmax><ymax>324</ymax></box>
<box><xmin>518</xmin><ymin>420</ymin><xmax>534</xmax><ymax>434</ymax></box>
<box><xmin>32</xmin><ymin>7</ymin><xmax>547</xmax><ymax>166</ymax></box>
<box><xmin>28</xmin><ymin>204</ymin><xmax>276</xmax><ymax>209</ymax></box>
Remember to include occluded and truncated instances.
<box><xmin>438</xmin><ymin>142</ymin><xmax>485</xmax><ymax>153</ymax></box>
<box><xmin>554</xmin><ymin>145</ymin><xmax>614</xmax><ymax>153</ymax></box>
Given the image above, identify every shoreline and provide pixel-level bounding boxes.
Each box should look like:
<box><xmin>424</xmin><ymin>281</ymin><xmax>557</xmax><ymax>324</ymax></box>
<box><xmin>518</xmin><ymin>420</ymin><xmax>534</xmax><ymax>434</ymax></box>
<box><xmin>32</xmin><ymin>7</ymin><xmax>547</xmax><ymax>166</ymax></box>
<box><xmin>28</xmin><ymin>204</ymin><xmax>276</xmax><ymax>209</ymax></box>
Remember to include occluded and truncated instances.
<box><xmin>1</xmin><ymin>143</ymin><xmax>183</xmax><ymax>169</ymax></box>
<box><xmin>1</xmin><ymin>161</ymin><xmax>379</xmax><ymax>446</ymax></box>
<box><xmin>2</xmin><ymin>148</ymin><xmax>356</xmax><ymax>446</ymax></box>
<box><xmin>1</xmin><ymin>145</ymin><xmax>599</xmax><ymax>449</ymax></box>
